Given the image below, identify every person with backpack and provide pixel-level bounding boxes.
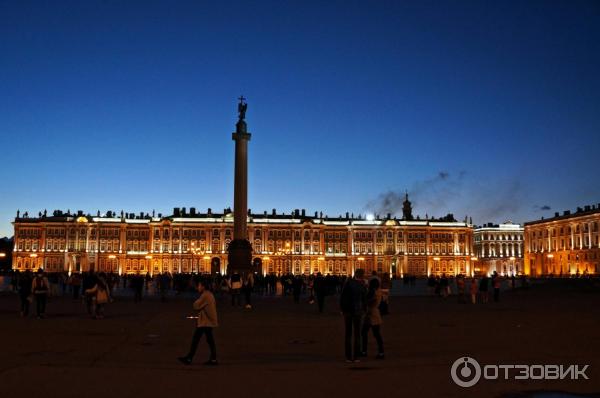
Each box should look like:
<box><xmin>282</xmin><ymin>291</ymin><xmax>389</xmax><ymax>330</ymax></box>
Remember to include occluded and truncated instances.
<box><xmin>31</xmin><ymin>269</ymin><xmax>49</xmax><ymax>319</ymax></box>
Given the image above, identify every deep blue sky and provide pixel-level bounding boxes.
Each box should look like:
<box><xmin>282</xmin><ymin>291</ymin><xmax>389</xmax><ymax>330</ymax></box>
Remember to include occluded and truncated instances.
<box><xmin>1</xmin><ymin>0</ymin><xmax>599</xmax><ymax>237</ymax></box>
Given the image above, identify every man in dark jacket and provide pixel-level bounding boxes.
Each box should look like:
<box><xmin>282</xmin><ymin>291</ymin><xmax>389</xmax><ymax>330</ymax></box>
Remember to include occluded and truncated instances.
<box><xmin>340</xmin><ymin>268</ymin><xmax>367</xmax><ymax>362</ymax></box>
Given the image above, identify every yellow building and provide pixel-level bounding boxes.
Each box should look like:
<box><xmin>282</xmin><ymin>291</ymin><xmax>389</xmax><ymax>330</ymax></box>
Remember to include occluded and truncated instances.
<box><xmin>473</xmin><ymin>222</ymin><xmax>524</xmax><ymax>276</ymax></box>
<box><xmin>524</xmin><ymin>205</ymin><xmax>600</xmax><ymax>276</ymax></box>
<box><xmin>12</xmin><ymin>205</ymin><xmax>474</xmax><ymax>277</ymax></box>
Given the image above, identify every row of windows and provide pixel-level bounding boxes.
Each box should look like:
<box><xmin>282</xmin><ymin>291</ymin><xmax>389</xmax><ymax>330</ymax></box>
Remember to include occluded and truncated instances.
<box><xmin>18</xmin><ymin>226</ymin><xmax>472</xmax><ymax>243</ymax></box>
<box><xmin>530</xmin><ymin>235</ymin><xmax>600</xmax><ymax>252</ymax></box>
<box><xmin>479</xmin><ymin>234</ymin><xmax>523</xmax><ymax>241</ymax></box>
<box><xmin>126</xmin><ymin>229</ymin><xmax>149</xmax><ymax>238</ymax></box>
<box><xmin>17</xmin><ymin>229</ymin><xmax>41</xmax><ymax>237</ymax></box>
<box><xmin>530</xmin><ymin>222</ymin><xmax>600</xmax><ymax>238</ymax></box>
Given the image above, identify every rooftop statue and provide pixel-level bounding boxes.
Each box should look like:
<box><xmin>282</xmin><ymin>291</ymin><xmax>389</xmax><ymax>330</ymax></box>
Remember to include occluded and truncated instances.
<box><xmin>238</xmin><ymin>95</ymin><xmax>247</xmax><ymax>120</ymax></box>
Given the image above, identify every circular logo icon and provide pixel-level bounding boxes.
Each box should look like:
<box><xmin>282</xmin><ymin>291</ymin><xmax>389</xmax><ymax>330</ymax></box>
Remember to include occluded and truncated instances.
<box><xmin>450</xmin><ymin>356</ymin><xmax>481</xmax><ymax>387</ymax></box>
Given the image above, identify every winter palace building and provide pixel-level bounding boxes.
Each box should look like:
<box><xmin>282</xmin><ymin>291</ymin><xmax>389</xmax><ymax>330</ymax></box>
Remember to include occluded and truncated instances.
<box><xmin>12</xmin><ymin>197</ymin><xmax>475</xmax><ymax>277</ymax></box>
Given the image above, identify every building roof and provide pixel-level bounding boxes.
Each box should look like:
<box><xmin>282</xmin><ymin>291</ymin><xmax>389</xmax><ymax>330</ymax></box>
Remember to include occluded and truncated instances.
<box><xmin>525</xmin><ymin>203</ymin><xmax>600</xmax><ymax>226</ymax></box>
<box><xmin>13</xmin><ymin>207</ymin><xmax>471</xmax><ymax>228</ymax></box>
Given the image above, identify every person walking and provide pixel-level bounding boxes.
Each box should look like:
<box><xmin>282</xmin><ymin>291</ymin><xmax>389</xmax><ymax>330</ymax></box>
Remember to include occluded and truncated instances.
<box><xmin>340</xmin><ymin>268</ymin><xmax>367</xmax><ymax>363</ymax></box>
<box><xmin>178</xmin><ymin>279</ymin><xmax>218</xmax><ymax>366</ymax></box>
<box><xmin>361</xmin><ymin>278</ymin><xmax>384</xmax><ymax>359</ymax></box>
<box><xmin>18</xmin><ymin>270</ymin><xmax>33</xmax><ymax>317</ymax></box>
<box><xmin>470</xmin><ymin>277</ymin><xmax>478</xmax><ymax>304</ymax></box>
<box><xmin>31</xmin><ymin>269</ymin><xmax>49</xmax><ymax>319</ymax></box>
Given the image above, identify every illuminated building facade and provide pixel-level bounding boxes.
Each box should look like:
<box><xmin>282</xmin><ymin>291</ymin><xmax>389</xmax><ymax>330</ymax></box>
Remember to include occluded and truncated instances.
<box><xmin>524</xmin><ymin>204</ymin><xmax>600</xmax><ymax>276</ymax></box>
<box><xmin>12</xmin><ymin>203</ymin><xmax>474</xmax><ymax>276</ymax></box>
<box><xmin>473</xmin><ymin>222</ymin><xmax>524</xmax><ymax>276</ymax></box>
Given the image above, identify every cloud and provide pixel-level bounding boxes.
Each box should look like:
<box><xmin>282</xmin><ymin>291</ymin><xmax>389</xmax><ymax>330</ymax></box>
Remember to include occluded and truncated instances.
<box><xmin>365</xmin><ymin>171</ymin><xmax>529</xmax><ymax>224</ymax></box>
<box><xmin>365</xmin><ymin>170</ymin><xmax>467</xmax><ymax>217</ymax></box>
<box><xmin>533</xmin><ymin>204</ymin><xmax>551</xmax><ymax>211</ymax></box>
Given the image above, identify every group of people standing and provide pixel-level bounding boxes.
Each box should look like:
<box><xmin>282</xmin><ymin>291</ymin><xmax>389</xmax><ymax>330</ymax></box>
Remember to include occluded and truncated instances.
<box><xmin>16</xmin><ymin>269</ymin><xmax>112</xmax><ymax>319</ymax></box>
<box><xmin>428</xmin><ymin>271</ymin><xmax>510</xmax><ymax>303</ymax></box>
<box><xmin>16</xmin><ymin>269</ymin><xmax>50</xmax><ymax>318</ymax></box>
<box><xmin>340</xmin><ymin>269</ymin><xmax>386</xmax><ymax>362</ymax></box>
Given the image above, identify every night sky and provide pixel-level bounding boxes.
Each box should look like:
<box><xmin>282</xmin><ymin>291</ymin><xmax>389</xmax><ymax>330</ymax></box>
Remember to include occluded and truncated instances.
<box><xmin>1</xmin><ymin>0</ymin><xmax>599</xmax><ymax>238</ymax></box>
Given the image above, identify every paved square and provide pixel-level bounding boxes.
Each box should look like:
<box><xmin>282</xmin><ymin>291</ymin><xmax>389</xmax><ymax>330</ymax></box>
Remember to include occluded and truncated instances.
<box><xmin>0</xmin><ymin>282</ymin><xmax>599</xmax><ymax>398</ymax></box>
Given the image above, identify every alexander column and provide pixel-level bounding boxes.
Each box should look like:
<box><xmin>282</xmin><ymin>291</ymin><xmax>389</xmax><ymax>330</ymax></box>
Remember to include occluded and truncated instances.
<box><xmin>227</xmin><ymin>96</ymin><xmax>253</xmax><ymax>274</ymax></box>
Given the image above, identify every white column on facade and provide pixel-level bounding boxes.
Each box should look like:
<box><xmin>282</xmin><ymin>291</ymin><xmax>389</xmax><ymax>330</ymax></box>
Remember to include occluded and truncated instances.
<box><xmin>454</xmin><ymin>232</ymin><xmax>459</xmax><ymax>254</ymax></box>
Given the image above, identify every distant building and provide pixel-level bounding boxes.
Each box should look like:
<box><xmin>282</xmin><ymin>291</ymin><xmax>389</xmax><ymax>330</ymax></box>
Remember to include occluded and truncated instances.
<box><xmin>12</xmin><ymin>201</ymin><xmax>474</xmax><ymax>276</ymax></box>
<box><xmin>524</xmin><ymin>204</ymin><xmax>600</xmax><ymax>276</ymax></box>
<box><xmin>473</xmin><ymin>222</ymin><xmax>524</xmax><ymax>276</ymax></box>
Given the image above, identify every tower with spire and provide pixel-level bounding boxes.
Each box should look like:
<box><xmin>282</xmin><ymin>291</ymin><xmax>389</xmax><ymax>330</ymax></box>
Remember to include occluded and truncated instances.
<box><xmin>402</xmin><ymin>191</ymin><xmax>413</xmax><ymax>221</ymax></box>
